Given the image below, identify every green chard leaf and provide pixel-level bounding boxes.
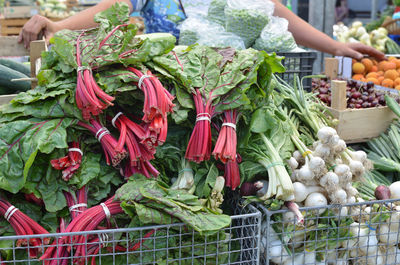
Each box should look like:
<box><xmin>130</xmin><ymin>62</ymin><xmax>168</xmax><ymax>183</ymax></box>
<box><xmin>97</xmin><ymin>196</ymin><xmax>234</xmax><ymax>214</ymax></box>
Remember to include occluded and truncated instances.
<box><xmin>0</xmin><ymin>118</ymin><xmax>74</xmax><ymax>193</ymax></box>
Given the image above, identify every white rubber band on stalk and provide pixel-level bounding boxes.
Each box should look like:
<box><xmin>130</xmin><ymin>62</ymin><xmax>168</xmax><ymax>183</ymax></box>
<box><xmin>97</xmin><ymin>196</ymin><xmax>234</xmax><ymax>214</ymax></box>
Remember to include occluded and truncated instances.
<box><xmin>4</xmin><ymin>206</ymin><xmax>18</xmax><ymax>221</ymax></box>
<box><xmin>77</xmin><ymin>66</ymin><xmax>91</xmax><ymax>72</ymax></box>
<box><xmin>196</xmin><ymin>113</ymin><xmax>211</xmax><ymax>123</ymax></box>
<box><xmin>69</xmin><ymin>203</ymin><xmax>87</xmax><ymax>212</ymax></box>
<box><xmin>95</xmin><ymin>127</ymin><xmax>110</xmax><ymax>142</ymax></box>
<box><xmin>111</xmin><ymin>112</ymin><xmax>124</xmax><ymax>128</ymax></box>
<box><xmin>222</xmin><ymin>122</ymin><xmax>236</xmax><ymax>130</ymax></box>
<box><xmin>196</xmin><ymin>116</ymin><xmax>211</xmax><ymax>123</ymax></box>
<box><xmin>100</xmin><ymin>203</ymin><xmax>111</xmax><ymax>220</ymax></box>
<box><xmin>68</xmin><ymin>148</ymin><xmax>83</xmax><ymax>156</ymax></box>
<box><xmin>138</xmin><ymin>74</ymin><xmax>152</xmax><ymax>89</ymax></box>
<box><xmin>95</xmin><ymin>127</ymin><xmax>105</xmax><ymax>139</ymax></box>
<box><xmin>97</xmin><ymin>130</ymin><xmax>110</xmax><ymax>142</ymax></box>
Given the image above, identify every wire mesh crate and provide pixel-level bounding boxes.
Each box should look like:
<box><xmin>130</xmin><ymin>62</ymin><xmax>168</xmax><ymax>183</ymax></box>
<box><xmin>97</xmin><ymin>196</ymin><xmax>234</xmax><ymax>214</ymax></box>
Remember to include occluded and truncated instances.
<box><xmin>276</xmin><ymin>51</ymin><xmax>317</xmax><ymax>90</ymax></box>
<box><xmin>256</xmin><ymin>199</ymin><xmax>400</xmax><ymax>265</ymax></box>
<box><xmin>0</xmin><ymin>204</ymin><xmax>261</xmax><ymax>265</ymax></box>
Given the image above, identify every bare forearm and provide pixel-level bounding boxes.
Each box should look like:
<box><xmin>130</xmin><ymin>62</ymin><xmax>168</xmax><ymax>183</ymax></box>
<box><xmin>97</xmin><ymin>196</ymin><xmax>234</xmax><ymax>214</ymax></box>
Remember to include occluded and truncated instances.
<box><xmin>55</xmin><ymin>0</ymin><xmax>133</xmax><ymax>31</ymax></box>
<box><xmin>271</xmin><ymin>0</ymin><xmax>340</xmax><ymax>55</ymax></box>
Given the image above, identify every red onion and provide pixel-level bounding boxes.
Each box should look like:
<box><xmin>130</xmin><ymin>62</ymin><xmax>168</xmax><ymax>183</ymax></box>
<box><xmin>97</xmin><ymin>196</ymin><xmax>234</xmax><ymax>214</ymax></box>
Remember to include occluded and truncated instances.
<box><xmin>375</xmin><ymin>185</ymin><xmax>391</xmax><ymax>200</ymax></box>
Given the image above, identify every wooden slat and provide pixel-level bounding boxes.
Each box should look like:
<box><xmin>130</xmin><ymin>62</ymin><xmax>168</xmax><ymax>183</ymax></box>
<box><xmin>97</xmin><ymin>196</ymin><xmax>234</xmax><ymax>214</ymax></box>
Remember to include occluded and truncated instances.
<box><xmin>324</xmin><ymin>58</ymin><xmax>339</xmax><ymax>79</ymax></box>
<box><xmin>327</xmin><ymin>106</ymin><xmax>397</xmax><ymax>143</ymax></box>
<box><xmin>0</xmin><ymin>94</ymin><xmax>16</xmax><ymax>105</ymax></box>
<box><xmin>1</xmin><ymin>28</ymin><xmax>22</xmax><ymax>35</ymax></box>
<box><xmin>0</xmin><ymin>36</ymin><xmax>28</xmax><ymax>56</ymax></box>
<box><xmin>30</xmin><ymin>40</ymin><xmax>46</xmax><ymax>89</ymax></box>
<box><xmin>331</xmin><ymin>80</ymin><xmax>347</xmax><ymax>111</ymax></box>
<box><xmin>0</xmin><ymin>18</ymin><xmax>28</xmax><ymax>26</ymax></box>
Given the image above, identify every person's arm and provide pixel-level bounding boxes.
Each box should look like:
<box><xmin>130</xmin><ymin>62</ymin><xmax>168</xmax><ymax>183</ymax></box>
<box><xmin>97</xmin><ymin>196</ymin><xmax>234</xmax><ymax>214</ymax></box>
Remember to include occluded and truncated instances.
<box><xmin>18</xmin><ymin>0</ymin><xmax>133</xmax><ymax>48</ymax></box>
<box><xmin>271</xmin><ymin>0</ymin><xmax>385</xmax><ymax>60</ymax></box>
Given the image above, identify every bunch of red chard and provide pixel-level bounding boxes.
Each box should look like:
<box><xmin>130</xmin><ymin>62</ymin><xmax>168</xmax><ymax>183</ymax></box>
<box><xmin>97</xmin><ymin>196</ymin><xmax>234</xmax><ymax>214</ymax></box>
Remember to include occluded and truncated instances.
<box><xmin>64</xmin><ymin>186</ymin><xmax>88</xmax><ymax>219</ymax></box>
<box><xmin>127</xmin><ymin>67</ymin><xmax>174</xmax><ymax>145</ymax></box>
<box><xmin>51</xmin><ymin>141</ymin><xmax>83</xmax><ymax>181</ymax></box>
<box><xmin>185</xmin><ymin>89</ymin><xmax>214</xmax><ymax>163</ymax></box>
<box><xmin>40</xmin><ymin>197</ymin><xmax>123</xmax><ymax>265</ymax></box>
<box><xmin>0</xmin><ymin>199</ymin><xmax>49</xmax><ymax>257</ymax></box>
<box><xmin>77</xmin><ymin>119</ymin><xmax>127</xmax><ymax>166</ymax></box>
<box><xmin>41</xmin><ymin>187</ymin><xmax>89</xmax><ymax>265</ymax></box>
<box><xmin>75</xmin><ymin>32</ymin><xmax>115</xmax><ymax>120</ymax></box>
<box><xmin>212</xmin><ymin>109</ymin><xmax>240</xmax><ymax>190</ymax></box>
<box><xmin>112</xmin><ymin>113</ymin><xmax>160</xmax><ymax>178</ymax></box>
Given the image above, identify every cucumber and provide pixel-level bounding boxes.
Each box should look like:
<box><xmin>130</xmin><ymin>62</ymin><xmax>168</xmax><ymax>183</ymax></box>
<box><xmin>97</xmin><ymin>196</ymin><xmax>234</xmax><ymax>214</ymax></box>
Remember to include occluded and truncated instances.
<box><xmin>0</xmin><ymin>58</ymin><xmax>30</xmax><ymax>76</ymax></box>
<box><xmin>0</xmin><ymin>65</ymin><xmax>30</xmax><ymax>92</ymax></box>
<box><xmin>0</xmin><ymin>86</ymin><xmax>12</xmax><ymax>95</ymax></box>
<box><xmin>385</xmin><ymin>94</ymin><xmax>400</xmax><ymax>118</ymax></box>
<box><xmin>385</xmin><ymin>39</ymin><xmax>400</xmax><ymax>54</ymax></box>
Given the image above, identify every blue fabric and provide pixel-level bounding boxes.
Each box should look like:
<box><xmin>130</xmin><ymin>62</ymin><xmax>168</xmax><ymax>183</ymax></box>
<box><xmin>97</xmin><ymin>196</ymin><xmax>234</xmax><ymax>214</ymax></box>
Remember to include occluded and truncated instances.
<box><xmin>129</xmin><ymin>0</ymin><xmax>211</xmax><ymax>39</ymax></box>
<box><xmin>140</xmin><ymin>0</ymin><xmax>186</xmax><ymax>39</ymax></box>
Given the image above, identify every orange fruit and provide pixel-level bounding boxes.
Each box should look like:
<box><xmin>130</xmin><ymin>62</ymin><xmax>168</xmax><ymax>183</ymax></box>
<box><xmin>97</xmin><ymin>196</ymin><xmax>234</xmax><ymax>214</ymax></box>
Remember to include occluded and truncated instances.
<box><xmin>382</xmin><ymin>78</ymin><xmax>394</xmax><ymax>88</ymax></box>
<box><xmin>395</xmin><ymin>77</ymin><xmax>400</xmax><ymax>86</ymax></box>
<box><xmin>377</xmin><ymin>71</ymin><xmax>384</xmax><ymax>76</ymax></box>
<box><xmin>378</xmin><ymin>76</ymin><xmax>385</xmax><ymax>84</ymax></box>
<box><xmin>366</xmin><ymin>77</ymin><xmax>379</xmax><ymax>85</ymax></box>
<box><xmin>352</xmin><ymin>74</ymin><xmax>364</xmax><ymax>81</ymax></box>
<box><xmin>372</xmin><ymin>59</ymin><xmax>378</xmax><ymax>65</ymax></box>
<box><xmin>353</xmin><ymin>62</ymin><xmax>365</xmax><ymax>74</ymax></box>
<box><xmin>384</xmin><ymin>62</ymin><xmax>397</xmax><ymax>71</ymax></box>
<box><xmin>389</xmin><ymin>56</ymin><xmax>397</xmax><ymax>61</ymax></box>
<box><xmin>396</xmin><ymin>85</ymin><xmax>400</xmax><ymax>90</ymax></box>
<box><xmin>370</xmin><ymin>65</ymin><xmax>378</xmax><ymax>72</ymax></box>
<box><xmin>378</xmin><ymin>61</ymin><xmax>387</xmax><ymax>71</ymax></box>
<box><xmin>352</xmin><ymin>59</ymin><xmax>357</xmax><ymax>65</ymax></box>
<box><xmin>395</xmin><ymin>59</ymin><xmax>400</xmax><ymax>69</ymax></box>
<box><xmin>366</xmin><ymin>72</ymin><xmax>379</xmax><ymax>79</ymax></box>
<box><xmin>361</xmin><ymin>58</ymin><xmax>373</xmax><ymax>72</ymax></box>
<box><xmin>384</xmin><ymin>69</ymin><xmax>400</xmax><ymax>80</ymax></box>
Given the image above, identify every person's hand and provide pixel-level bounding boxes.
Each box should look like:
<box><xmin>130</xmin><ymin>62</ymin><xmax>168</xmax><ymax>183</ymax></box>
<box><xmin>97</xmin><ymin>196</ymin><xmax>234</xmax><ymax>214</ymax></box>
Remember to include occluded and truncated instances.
<box><xmin>18</xmin><ymin>15</ymin><xmax>59</xmax><ymax>49</ymax></box>
<box><xmin>334</xmin><ymin>42</ymin><xmax>386</xmax><ymax>61</ymax></box>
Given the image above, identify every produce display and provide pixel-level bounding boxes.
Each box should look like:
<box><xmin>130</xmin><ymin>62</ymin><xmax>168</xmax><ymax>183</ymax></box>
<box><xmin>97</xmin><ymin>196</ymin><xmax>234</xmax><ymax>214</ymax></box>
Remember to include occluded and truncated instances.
<box><xmin>334</xmin><ymin>21</ymin><xmax>392</xmax><ymax>53</ymax></box>
<box><xmin>312</xmin><ymin>78</ymin><xmax>396</xmax><ymax>109</ymax></box>
<box><xmin>37</xmin><ymin>0</ymin><xmax>75</xmax><ymax>19</ymax></box>
<box><xmin>2</xmin><ymin>2</ymin><xmax>400</xmax><ymax>265</ymax></box>
<box><xmin>351</xmin><ymin>57</ymin><xmax>400</xmax><ymax>89</ymax></box>
<box><xmin>0</xmin><ymin>3</ymin><xmax>283</xmax><ymax>263</ymax></box>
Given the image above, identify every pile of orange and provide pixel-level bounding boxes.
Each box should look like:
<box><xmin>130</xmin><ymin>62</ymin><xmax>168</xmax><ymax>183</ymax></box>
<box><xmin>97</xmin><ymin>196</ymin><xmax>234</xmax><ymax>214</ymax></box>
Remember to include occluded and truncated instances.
<box><xmin>352</xmin><ymin>57</ymin><xmax>400</xmax><ymax>90</ymax></box>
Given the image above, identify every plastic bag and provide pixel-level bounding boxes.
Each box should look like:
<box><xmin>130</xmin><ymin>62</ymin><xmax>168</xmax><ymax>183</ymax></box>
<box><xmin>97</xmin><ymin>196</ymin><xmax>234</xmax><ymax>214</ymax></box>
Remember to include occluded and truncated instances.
<box><xmin>178</xmin><ymin>17</ymin><xmax>218</xmax><ymax>46</ymax></box>
<box><xmin>253</xmin><ymin>16</ymin><xmax>297</xmax><ymax>52</ymax></box>
<box><xmin>224</xmin><ymin>0</ymin><xmax>274</xmax><ymax>48</ymax></box>
<box><xmin>197</xmin><ymin>30</ymin><xmax>245</xmax><ymax>50</ymax></box>
<box><xmin>207</xmin><ymin>0</ymin><xmax>227</xmax><ymax>26</ymax></box>
<box><xmin>178</xmin><ymin>17</ymin><xmax>245</xmax><ymax>50</ymax></box>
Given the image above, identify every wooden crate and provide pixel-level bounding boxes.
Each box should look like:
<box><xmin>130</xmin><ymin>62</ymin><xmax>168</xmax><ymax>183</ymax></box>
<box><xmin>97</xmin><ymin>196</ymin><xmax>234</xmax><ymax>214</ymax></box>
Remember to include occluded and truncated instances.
<box><xmin>326</xmin><ymin>80</ymin><xmax>397</xmax><ymax>143</ymax></box>
<box><xmin>0</xmin><ymin>18</ymin><xmax>28</xmax><ymax>36</ymax></box>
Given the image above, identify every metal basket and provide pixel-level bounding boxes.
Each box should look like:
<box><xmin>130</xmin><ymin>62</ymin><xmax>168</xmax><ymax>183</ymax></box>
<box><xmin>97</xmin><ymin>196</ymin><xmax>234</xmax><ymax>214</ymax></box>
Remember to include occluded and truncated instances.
<box><xmin>256</xmin><ymin>199</ymin><xmax>400</xmax><ymax>265</ymax></box>
<box><xmin>0</xmin><ymin>204</ymin><xmax>261</xmax><ymax>265</ymax></box>
<box><xmin>276</xmin><ymin>51</ymin><xmax>317</xmax><ymax>90</ymax></box>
